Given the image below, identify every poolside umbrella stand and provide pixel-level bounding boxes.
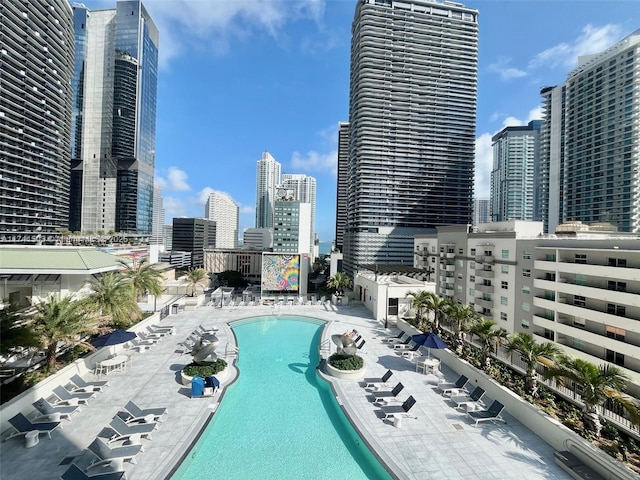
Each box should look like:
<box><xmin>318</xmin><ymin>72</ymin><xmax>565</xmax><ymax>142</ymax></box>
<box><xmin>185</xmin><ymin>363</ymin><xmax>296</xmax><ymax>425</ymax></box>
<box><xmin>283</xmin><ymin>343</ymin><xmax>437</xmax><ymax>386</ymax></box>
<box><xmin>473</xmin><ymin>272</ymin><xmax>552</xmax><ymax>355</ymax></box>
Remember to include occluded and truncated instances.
<box><xmin>90</xmin><ymin>330</ymin><xmax>137</xmax><ymax>349</ymax></box>
<box><xmin>411</xmin><ymin>332</ymin><xmax>447</xmax><ymax>358</ymax></box>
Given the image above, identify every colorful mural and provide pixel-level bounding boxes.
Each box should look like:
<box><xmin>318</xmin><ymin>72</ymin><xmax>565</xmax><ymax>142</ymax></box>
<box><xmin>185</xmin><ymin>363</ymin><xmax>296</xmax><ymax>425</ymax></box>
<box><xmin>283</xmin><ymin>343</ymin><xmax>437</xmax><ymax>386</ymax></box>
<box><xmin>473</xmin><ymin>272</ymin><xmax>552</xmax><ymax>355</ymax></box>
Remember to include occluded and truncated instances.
<box><xmin>261</xmin><ymin>254</ymin><xmax>300</xmax><ymax>291</ymax></box>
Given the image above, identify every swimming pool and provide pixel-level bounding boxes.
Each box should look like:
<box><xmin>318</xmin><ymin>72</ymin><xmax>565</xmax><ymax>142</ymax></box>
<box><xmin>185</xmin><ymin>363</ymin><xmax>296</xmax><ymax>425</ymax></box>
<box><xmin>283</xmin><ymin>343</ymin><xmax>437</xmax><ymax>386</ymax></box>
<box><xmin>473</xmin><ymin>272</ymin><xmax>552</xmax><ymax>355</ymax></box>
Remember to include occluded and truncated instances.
<box><xmin>171</xmin><ymin>316</ymin><xmax>391</xmax><ymax>480</ymax></box>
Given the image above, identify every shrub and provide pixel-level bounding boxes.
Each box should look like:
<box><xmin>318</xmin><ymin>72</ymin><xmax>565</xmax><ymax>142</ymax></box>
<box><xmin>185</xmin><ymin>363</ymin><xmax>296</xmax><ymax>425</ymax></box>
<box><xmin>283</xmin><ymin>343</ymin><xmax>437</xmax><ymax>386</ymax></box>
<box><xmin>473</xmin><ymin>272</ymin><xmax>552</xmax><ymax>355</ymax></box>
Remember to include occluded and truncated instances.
<box><xmin>328</xmin><ymin>353</ymin><xmax>363</xmax><ymax>371</ymax></box>
<box><xmin>182</xmin><ymin>359</ymin><xmax>227</xmax><ymax>377</ymax></box>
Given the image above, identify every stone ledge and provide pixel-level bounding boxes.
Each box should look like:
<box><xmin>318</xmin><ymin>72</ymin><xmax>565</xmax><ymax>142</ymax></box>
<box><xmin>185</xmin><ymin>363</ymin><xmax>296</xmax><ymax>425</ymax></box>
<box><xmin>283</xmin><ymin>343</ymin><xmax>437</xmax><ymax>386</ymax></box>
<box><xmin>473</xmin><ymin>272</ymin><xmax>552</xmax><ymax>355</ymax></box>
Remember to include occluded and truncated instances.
<box><xmin>324</xmin><ymin>361</ymin><xmax>365</xmax><ymax>381</ymax></box>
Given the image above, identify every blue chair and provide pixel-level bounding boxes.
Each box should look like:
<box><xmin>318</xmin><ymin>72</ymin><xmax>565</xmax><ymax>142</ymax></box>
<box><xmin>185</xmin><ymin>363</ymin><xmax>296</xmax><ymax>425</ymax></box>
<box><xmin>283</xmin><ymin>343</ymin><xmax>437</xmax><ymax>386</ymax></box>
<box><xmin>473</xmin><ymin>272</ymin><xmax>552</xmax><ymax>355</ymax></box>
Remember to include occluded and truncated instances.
<box><xmin>467</xmin><ymin>400</ymin><xmax>506</xmax><ymax>427</ymax></box>
<box><xmin>6</xmin><ymin>412</ymin><xmax>62</xmax><ymax>442</ymax></box>
<box><xmin>60</xmin><ymin>464</ymin><xmax>125</xmax><ymax>480</ymax></box>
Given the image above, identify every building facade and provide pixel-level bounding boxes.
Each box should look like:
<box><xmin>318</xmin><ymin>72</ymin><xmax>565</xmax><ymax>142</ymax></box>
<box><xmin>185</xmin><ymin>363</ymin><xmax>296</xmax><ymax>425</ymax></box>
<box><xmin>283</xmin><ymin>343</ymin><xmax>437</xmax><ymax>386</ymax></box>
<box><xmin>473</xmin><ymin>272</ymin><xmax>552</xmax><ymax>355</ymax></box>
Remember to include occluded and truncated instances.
<box><xmin>0</xmin><ymin>0</ymin><xmax>75</xmax><ymax>244</ymax></box>
<box><xmin>255</xmin><ymin>151</ymin><xmax>281</xmax><ymax>229</ymax></box>
<box><xmin>273</xmin><ymin>188</ymin><xmax>312</xmax><ymax>256</ymax></box>
<box><xmin>473</xmin><ymin>198</ymin><xmax>490</xmax><ymax>226</ymax></box>
<box><xmin>540</xmin><ymin>30</ymin><xmax>640</xmax><ymax>234</ymax></box>
<box><xmin>491</xmin><ymin>121</ymin><xmax>542</xmax><ymax>222</ymax></box>
<box><xmin>414</xmin><ymin>221</ymin><xmax>640</xmax><ymax>392</ymax></box>
<box><xmin>335</xmin><ymin>121</ymin><xmax>350</xmax><ymax>252</ymax></box>
<box><xmin>343</xmin><ymin>0</ymin><xmax>478</xmax><ymax>275</ymax></box>
<box><xmin>171</xmin><ymin>218</ymin><xmax>215</xmax><ymax>268</ymax></box>
<box><xmin>243</xmin><ymin>227</ymin><xmax>273</xmax><ymax>250</ymax></box>
<box><xmin>69</xmin><ymin>0</ymin><xmax>159</xmax><ymax>235</ymax></box>
<box><xmin>204</xmin><ymin>191</ymin><xmax>239</xmax><ymax>249</ymax></box>
<box><xmin>151</xmin><ymin>184</ymin><xmax>164</xmax><ymax>246</ymax></box>
<box><xmin>281</xmin><ymin>173</ymin><xmax>316</xmax><ymax>260</ymax></box>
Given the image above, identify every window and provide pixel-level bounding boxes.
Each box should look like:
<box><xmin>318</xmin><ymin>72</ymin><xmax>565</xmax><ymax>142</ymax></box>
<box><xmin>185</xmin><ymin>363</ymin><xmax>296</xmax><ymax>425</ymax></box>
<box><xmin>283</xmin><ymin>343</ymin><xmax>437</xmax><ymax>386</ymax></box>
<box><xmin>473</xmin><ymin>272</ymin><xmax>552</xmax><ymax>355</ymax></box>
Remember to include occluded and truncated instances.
<box><xmin>500</xmin><ymin>312</ymin><xmax>507</xmax><ymax>321</ymax></box>
<box><xmin>522</xmin><ymin>302</ymin><xmax>530</xmax><ymax>312</ymax></box>
<box><xmin>607</xmin><ymin>304</ymin><xmax>626</xmax><ymax>317</ymax></box>
<box><xmin>607</xmin><ymin>281</ymin><xmax>626</xmax><ymax>292</ymax></box>
<box><xmin>501</xmin><ymin>296</ymin><xmax>508</xmax><ymax>305</ymax></box>
<box><xmin>470</xmin><ymin>262</ymin><xmax>475</xmax><ymax>269</ymax></box>
<box><xmin>457</xmin><ymin>260</ymin><xmax>464</xmax><ymax>267</ymax></box>
<box><xmin>522</xmin><ymin>285</ymin><xmax>531</xmax><ymax>295</ymax></box>
<box><xmin>501</xmin><ymin>281</ymin><xmax>508</xmax><ymax>289</ymax></box>
<box><xmin>573</xmin><ymin>338</ymin><xmax>585</xmax><ymax>350</ymax></box>
<box><xmin>470</xmin><ymin>248</ymin><xmax>476</xmax><ymax>256</ymax></box>
<box><xmin>573</xmin><ymin>317</ymin><xmax>585</xmax><ymax>328</ymax></box>
<box><xmin>522</xmin><ymin>268</ymin><xmax>531</xmax><ymax>277</ymax></box>
<box><xmin>574</xmin><ymin>295</ymin><xmax>586</xmax><ymax>308</ymax></box>
<box><xmin>501</xmin><ymin>265</ymin><xmax>509</xmax><ymax>273</ymax></box>
<box><xmin>469</xmin><ymin>275</ymin><xmax>475</xmax><ymax>282</ymax></box>
<box><xmin>575</xmin><ymin>274</ymin><xmax>587</xmax><ymax>286</ymax></box>
<box><xmin>608</xmin><ymin>257</ymin><xmax>626</xmax><ymax>267</ymax></box>
<box><xmin>521</xmin><ymin>319</ymin><xmax>530</xmax><ymax>329</ymax></box>
<box><xmin>606</xmin><ymin>349</ymin><xmax>625</xmax><ymax>366</ymax></box>
<box><xmin>523</xmin><ymin>251</ymin><xmax>532</xmax><ymax>260</ymax></box>
<box><xmin>469</xmin><ymin>288</ymin><xmax>475</xmax><ymax>296</ymax></box>
<box><xmin>456</xmin><ymin>285</ymin><xmax>462</xmax><ymax>293</ymax></box>
<box><xmin>606</xmin><ymin>326</ymin><xmax>625</xmax><ymax>341</ymax></box>
<box><xmin>575</xmin><ymin>254</ymin><xmax>587</xmax><ymax>264</ymax></box>
<box><xmin>458</xmin><ymin>248</ymin><xmax>464</xmax><ymax>255</ymax></box>
<box><xmin>501</xmin><ymin>249</ymin><xmax>509</xmax><ymax>259</ymax></box>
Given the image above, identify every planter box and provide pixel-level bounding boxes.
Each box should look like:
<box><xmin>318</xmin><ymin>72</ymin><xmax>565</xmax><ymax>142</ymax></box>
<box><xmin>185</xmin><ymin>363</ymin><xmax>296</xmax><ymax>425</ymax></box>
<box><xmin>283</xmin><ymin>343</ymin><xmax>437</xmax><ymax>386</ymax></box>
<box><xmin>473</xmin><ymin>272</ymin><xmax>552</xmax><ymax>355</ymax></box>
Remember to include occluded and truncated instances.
<box><xmin>181</xmin><ymin>366</ymin><xmax>229</xmax><ymax>386</ymax></box>
<box><xmin>324</xmin><ymin>361</ymin><xmax>365</xmax><ymax>380</ymax></box>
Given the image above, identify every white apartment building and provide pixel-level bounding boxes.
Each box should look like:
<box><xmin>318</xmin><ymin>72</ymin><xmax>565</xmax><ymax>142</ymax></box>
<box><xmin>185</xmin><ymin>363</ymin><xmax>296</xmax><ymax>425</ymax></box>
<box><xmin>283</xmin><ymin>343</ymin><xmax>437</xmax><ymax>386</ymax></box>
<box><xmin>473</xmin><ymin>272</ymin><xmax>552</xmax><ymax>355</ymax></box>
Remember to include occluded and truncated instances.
<box><xmin>415</xmin><ymin>221</ymin><xmax>640</xmax><ymax>393</ymax></box>
<box><xmin>255</xmin><ymin>152</ymin><xmax>281</xmax><ymax>229</ymax></box>
<box><xmin>204</xmin><ymin>192</ymin><xmax>239</xmax><ymax>249</ymax></box>
<box><xmin>273</xmin><ymin>191</ymin><xmax>312</xmax><ymax>257</ymax></box>
<box><xmin>282</xmin><ymin>174</ymin><xmax>317</xmax><ymax>262</ymax></box>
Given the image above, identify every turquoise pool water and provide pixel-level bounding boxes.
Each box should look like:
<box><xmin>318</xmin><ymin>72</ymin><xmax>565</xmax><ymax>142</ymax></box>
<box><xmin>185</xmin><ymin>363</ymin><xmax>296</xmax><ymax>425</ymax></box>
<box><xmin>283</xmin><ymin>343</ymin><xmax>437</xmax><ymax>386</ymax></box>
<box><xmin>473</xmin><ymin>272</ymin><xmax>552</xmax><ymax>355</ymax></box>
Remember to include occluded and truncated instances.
<box><xmin>171</xmin><ymin>316</ymin><xmax>391</xmax><ymax>480</ymax></box>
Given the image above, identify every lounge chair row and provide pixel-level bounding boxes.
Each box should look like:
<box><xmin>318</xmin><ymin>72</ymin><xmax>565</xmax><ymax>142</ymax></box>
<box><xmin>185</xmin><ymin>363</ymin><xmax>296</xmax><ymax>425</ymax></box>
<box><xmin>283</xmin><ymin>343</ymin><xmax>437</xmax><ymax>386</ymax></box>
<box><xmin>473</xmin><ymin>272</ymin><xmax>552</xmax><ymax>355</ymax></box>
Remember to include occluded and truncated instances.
<box><xmin>437</xmin><ymin>374</ymin><xmax>506</xmax><ymax>426</ymax></box>
<box><xmin>59</xmin><ymin>401</ymin><xmax>168</xmax><ymax>479</ymax></box>
<box><xmin>361</xmin><ymin>369</ymin><xmax>417</xmax><ymax>421</ymax></box>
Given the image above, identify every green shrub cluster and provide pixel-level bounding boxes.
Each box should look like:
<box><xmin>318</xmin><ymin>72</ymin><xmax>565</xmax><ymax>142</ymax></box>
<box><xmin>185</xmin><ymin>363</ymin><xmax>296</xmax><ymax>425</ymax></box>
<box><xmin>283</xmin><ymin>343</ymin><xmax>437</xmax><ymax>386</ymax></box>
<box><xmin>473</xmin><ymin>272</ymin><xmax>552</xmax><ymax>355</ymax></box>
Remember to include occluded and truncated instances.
<box><xmin>328</xmin><ymin>353</ymin><xmax>363</xmax><ymax>371</ymax></box>
<box><xmin>182</xmin><ymin>359</ymin><xmax>227</xmax><ymax>377</ymax></box>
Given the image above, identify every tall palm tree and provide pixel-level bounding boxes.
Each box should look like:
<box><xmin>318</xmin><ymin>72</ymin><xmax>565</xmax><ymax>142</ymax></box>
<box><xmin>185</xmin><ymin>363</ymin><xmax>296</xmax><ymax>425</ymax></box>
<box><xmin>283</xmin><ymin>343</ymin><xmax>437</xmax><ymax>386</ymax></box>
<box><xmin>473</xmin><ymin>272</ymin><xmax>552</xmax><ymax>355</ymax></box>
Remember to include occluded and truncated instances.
<box><xmin>30</xmin><ymin>294</ymin><xmax>96</xmax><ymax>370</ymax></box>
<box><xmin>326</xmin><ymin>272</ymin><xmax>352</xmax><ymax>297</ymax></box>
<box><xmin>424</xmin><ymin>292</ymin><xmax>449</xmax><ymax>334</ymax></box>
<box><xmin>118</xmin><ymin>257</ymin><xmax>163</xmax><ymax>301</ymax></box>
<box><xmin>87</xmin><ymin>272</ymin><xmax>141</xmax><ymax>329</ymax></box>
<box><xmin>445</xmin><ymin>302</ymin><xmax>479</xmax><ymax>349</ymax></box>
<box><xmin>186</xmin><ymin>267</ymin><xmax>209</xmax><ymax>297</ymax></box>
<box><xmin>505</xmin><ymin>332</ymin><xmax>563</xmax><ymax>397</ymax></box>
<box><xmin>467</xmin><ymin>319</ymin><xmax>508</xmax><ymax>370</ymax></box>
<box><xmin>543</xmin><ymin>357</ymin><xmax>640</xmax><ymax>437</ymax></box>
<box><xmin>0</xmin><ymin>303</ymin><xmax>39</xmax><ymax>356</ymax></box>
<box><xmin>405</xmin><ymin>290</ymin><xmax>431</xmax><ymax>330</ymax></box>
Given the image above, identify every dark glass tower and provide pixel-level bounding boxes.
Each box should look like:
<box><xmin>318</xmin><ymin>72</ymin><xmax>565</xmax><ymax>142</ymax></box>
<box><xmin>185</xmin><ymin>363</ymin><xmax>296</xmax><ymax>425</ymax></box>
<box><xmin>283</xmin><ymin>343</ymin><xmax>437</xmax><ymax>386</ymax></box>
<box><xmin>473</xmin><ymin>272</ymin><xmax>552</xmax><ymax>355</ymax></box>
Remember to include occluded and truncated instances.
<box><xmin>0</xmin><ymin>0</ymin><xmax>75</xmax><ymax>244</ymax></box>
<box><xmin>70</xmin><ymin>0</ymin><xmax>158</xmax><ymax>235</ymax></box>
<box><xmin>344</xmin><ymin>0</ymin><xmax>478</xmax><ymax>275</ymax></box>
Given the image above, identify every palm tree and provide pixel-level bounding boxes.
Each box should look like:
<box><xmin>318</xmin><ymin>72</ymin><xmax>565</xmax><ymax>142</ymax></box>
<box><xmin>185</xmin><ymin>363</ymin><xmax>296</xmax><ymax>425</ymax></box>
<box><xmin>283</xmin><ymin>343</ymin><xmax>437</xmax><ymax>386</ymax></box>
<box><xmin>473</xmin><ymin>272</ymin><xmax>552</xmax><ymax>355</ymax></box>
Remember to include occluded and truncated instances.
<box><xmin>467</xmin><ymin>319</ymin><xmax>508</xmax><ymax>370</ymax></box>
<box><xmin>30</xmin><ymin>294</ymin><xmax>96</xmax><ymax>370</ymax></box>
<box><xmin>424</xmin><ymin>292</ymin><xmax>449</xmax><ymax>334</ymax></box>
<box><xmin>326</xmin><ymin>272</ymin><xmax>352</xmax><ymax>297</ymax></box>
<box><xmin>118</xmin><ymin>257</ymin><xmax>163</xmax><ymax>301</ymax></box>
<box><xmin>543</xmin><ymin>357</ymin><xmax>640</xmax><ymax>437</ymax></box>
<box><xmin>445</xmin><ymin>302</ymin><xmax>479</xmax><ymax>350</ymax></box>
<box><xmin>87</xmin><ymin>272</ymin><xmax>141</xmax><ymax>329</ymax></box>
<box><xmin>505</xmin><ymin>332</ymin><xmax>563</xmax><ymax>397</ymax></box>
<box><xmin>0</xmin><ymin>304</ymin><xmax>39</xmax><ymax>356</ymax></box>
<box><xmin>186</xmin><ymin>267</ymin><xmax>209</xmax><ymax>297</ymax></box>
<box><xmin>405</xmin><ymin>290</ymin><xmax>431</xmax><ymax>330</ymax></box>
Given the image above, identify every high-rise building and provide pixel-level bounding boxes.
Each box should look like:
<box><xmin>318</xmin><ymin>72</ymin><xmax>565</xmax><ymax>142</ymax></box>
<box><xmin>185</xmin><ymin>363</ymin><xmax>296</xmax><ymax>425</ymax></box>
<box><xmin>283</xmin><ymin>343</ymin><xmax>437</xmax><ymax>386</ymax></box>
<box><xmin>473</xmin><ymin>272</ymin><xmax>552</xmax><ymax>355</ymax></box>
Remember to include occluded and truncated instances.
<box><xmin>344</xmin><ymin>0</ymin><xmax>478</xmax><ymax>275</ymax></box>
<box><xmin>0</xmin><ymin>0</ymin><xmax>75</xmax><ymax>244</ymax></box>
<box><xmin>171</xmin><ymin>218</ymin><xmax>215</xmax><ymax>268</ymax></box>
<box><xmin>282</xmin><ymin>173</ymin><xmax>316</xmax><ymax>260</ymax></box>
<box><xmin>491</xmin><ymin>121</ymin><xmax>542</xmax><ymax>222</ymax></box>
<box><xmin>540</xmin><ymin>29</ymin><xmax>640</xmax><ymax>234</ymax></box>
<box><xmin>69</xmin><ymin>0</ymin><xmax>159</xmax><ymax>235</ymax></box>
<box><xmin>255</xmin><ymin>152</ymin><xmax>281</xmax><ymax>229</ymax></box>
<box><xmin>151</xmin><ymin>184</ymin><xmax>164</xmax><ymax>246</ymax></box>
<box><xmin>473</xmin><ymin>198</ymin><xmax>490</xmax><ymax>226</ymax></box>
<box><xmin>335</xmin><ymin>122</ymin><xmax>349</xmax><ymax>252</ymax></box>
<box><xmin>273</xmin><ymin>189</ymin><xmax>312</xmax><ymax>256</ymax></box>
<box><xmin>204</xmin><ymin>192</ymin><xmax>239</xmax><ymax>249</ymax></box>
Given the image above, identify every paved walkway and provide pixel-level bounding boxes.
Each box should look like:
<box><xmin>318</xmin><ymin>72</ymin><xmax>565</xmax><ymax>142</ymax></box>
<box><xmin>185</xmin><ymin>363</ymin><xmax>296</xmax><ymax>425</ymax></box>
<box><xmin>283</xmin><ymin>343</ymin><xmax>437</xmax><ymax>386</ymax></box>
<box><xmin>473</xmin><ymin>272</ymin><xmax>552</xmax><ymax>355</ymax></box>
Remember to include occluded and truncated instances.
<box><xmin>0</xmin><ymin>302</ymin><xmax>571</xmax><ymax>480</ymax></box>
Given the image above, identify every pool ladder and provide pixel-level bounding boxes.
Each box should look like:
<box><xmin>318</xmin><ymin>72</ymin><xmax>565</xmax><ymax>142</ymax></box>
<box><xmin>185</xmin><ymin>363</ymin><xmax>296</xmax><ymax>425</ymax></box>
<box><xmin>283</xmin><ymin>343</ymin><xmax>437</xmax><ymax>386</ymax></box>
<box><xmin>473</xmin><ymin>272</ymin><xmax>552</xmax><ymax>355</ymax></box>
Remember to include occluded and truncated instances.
<box><xmin>225</xmin><ymin>343</ymin><xmax>239</xmax><ymax>358</ymax></box>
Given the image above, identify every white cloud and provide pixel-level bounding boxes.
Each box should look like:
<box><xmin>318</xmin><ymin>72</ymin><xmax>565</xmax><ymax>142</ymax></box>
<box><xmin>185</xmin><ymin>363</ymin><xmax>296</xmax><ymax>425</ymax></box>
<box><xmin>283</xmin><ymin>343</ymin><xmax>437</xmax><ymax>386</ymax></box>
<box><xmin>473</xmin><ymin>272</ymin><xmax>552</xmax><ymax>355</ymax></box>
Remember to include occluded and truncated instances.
<box><xmin>144</xmin><ymin>0</ymin><xmax>326</xmax><ymax>67</ymax></box>
<box><xmin>162</xmin><ymin>196</ymin><xmax>188</xmax><ymax>220</ymax></box>
<box><xmin>475</xmin><ymin>133</ymin><xmax>493</xmax><ymax>199</ymax></box>
<box><xmin>529</xmin><ymin>24</ymin><xmax>624</xmax><ymax>70</ymax></box>
<box><xmin>239</xmin><ymin>204</ymin><xmax>254</xmax><ymax>215</ymax></box>
<box><xmin>290</xmin><ymin>149</ymin><xmax>337</xmax><ymax>176</ymax></box>
<box><xmin>156</xmin><ymin>167</ymin><xmax>191</xmax><ymax>192</ymax></box>
<box><xmin>488</xmin><ymin>57</ymin><xmax>527</xmax><ymax>81</ymax></box>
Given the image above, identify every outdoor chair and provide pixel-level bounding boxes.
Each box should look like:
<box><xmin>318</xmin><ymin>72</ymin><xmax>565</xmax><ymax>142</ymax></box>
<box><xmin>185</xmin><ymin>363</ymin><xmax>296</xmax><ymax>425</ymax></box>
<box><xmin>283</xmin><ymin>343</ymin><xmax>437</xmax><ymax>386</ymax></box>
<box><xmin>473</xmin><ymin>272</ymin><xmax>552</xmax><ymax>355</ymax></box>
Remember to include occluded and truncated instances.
<box><xmin>137</xmin><ymin>332</ymin><xmax>162</xmax><ymax>343</ymax></box>
<box><xmin>127</xmin><ymin>338</ymin><xmax>156</xmax><ymax>352</ymax></box>
<box><xmin>33</xmin><ymin>397</ymin><xmax>81</xmax><ymax>420</ymax></box>
<box><xmin>467</xmin><ymin>400</ymin><xmax>506</xmax><ymax>427</ymax></box>
<box><xmin>69</xmin><ymin>374</ymin><xmax>109</xmax><ymax>392</ymax></box>
<box><xmin>399</xmin><ymin>343</ymin><xmax>422</xmax><ymax>358</ymax></box>
<box><xmin>438</xmin><ymin>375</ymin><xmax>469</xmax><ymax>397</ymax></box>
<box><xmin>362</xmin><ymin>369</ymin><xmax>393</xmax><ymax>389</ymax></box>
<box><xmin>53</xmin><ymin>385</ymin><xmax>95</xmax><ymax>405</ymax></box>
<box><xmin>5</xmin><ymin>412</ymin><xmax>62</xmax><ymax>442</ymax></box>
<box><xmin>109</xmin><ymin>416</ymin><xmax>157</xmax><ymax>439</ymax></box>
<box><xmin>373</xmin><ymin>383</ymin><xmax>405</xmax><ymax>405</ymax></box>
<box><xmin>380</xmin><ymin>395</ymin><xmax>417</xmax><ymax>420</ymax></box>
<box><xmin>87</xmin><ymin>437</ymin><xmax>142</xmax><ymax>466</ymax></box>
<box><xmin>148</xmin><ymin>324</ymin><xmax>174</xmax><ymax>335</ymax></box>
<box><xmin>391</xmin><ymin>337</ymin><xmax>412</xmax><ymax>349</ymax></box>
<box><xmin>381</xmin><ymin>331</ymin><xmax>404</xmax><ymax>343</ymax></box>
<box><xmin>450</xmin><ymin>386</ymin><xmax>485</xmax><ymax>410</ymax></box>
<box><xmin>356</xmin><ymin>339</ymin><xmax>366</xmax><ymax>350</ymax></box>
<box><xmin>60</xmin><ymin>463</ymin><xmax>125</xmax><ymax>480</ymax></box>
<box><xmin>121</xmin><ymin>400</ymin><xmax>167</xmax><ymax>422</ymax></box>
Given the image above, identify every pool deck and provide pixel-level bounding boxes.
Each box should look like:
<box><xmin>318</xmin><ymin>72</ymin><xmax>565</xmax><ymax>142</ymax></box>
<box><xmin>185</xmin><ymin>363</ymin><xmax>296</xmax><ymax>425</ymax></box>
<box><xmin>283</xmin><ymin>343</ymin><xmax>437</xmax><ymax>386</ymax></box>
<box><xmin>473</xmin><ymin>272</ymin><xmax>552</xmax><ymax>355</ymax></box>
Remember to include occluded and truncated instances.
<box><xmin>0</xmin><ymin>302</ymin><xmax>572</xmax><ymax>480</ymax></box>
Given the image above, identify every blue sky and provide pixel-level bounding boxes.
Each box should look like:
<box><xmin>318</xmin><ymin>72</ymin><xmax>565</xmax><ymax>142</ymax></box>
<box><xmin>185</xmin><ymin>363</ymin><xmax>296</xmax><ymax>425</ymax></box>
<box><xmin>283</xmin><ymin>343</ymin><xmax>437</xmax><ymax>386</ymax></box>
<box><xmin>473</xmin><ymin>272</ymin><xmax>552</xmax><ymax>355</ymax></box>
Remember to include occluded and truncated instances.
<box><xmin>81</xmin><ymin>0</ymin><xmax>639</xmax><ymax>242</ymax></box>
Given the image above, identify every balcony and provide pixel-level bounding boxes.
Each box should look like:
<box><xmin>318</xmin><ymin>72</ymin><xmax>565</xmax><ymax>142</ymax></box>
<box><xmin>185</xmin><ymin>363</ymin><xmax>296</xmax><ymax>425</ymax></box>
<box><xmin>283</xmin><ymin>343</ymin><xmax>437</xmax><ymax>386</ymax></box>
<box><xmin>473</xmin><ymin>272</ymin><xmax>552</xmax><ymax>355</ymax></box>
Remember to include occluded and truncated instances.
<box><xmin>445</xmin><ymin>289</ymin><xmax>455</xmax><ymax>296</ymax></box>
<box><xmin>483</xmin><ymin>255</ymin><xmax>495</xmax><ymax>263</ymax></box>
<box><xmin>475</xmin><ymin>283</ymin><xmax>493</xmax><ymax>294</ymax></box>
<box><xmin>475</xmin><ymin>297</ymin><xmax>492</xmax><ymax>309</ymax></box>
<box><xmin>445</xmin><ymin>264</ymin><xmax>455</xmax><ymax>272</ymax></box>
<box><xmin>476</xmin><ymin>268</ymin><xmax>494</xmax><ymax>279</ymax></box>
<box><xmin>446</xmin><ymin>252</ymin><xmax>455</xmax><ymax>259</ymax></box>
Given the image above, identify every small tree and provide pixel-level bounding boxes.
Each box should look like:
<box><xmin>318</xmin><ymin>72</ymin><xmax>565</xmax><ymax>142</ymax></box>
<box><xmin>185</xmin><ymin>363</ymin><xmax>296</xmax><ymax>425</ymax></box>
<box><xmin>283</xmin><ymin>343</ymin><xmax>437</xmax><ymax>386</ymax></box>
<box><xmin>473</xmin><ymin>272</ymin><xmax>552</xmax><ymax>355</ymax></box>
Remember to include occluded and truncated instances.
<box><xmin>424</xmin><ymin>292</ymin><xmax>449</xmax><ymax>334</ymax></box>
<box><xmin>445</xmin><ymin>302</ymin><xmax>479</xmax><ymax>350</ymax></box>
<box><xmin>87</xmin><ymin>272</ymin><xmax>141</xmax><ymax>329</ymax></box>
<box><xmin>405</xmin><ymin>290</ymin><xmax>431</xmax><ymax>330</ymax></box>
<box><xmin>30</xmin><ymin>294</ymin><xmax>96</xmax><ymax>370</ymax></box>
<box><xmin>326</xmin><ymin>272</ymin><xmax>352</xmax><ymax>297</ymax></box>
<box><xmin>543</xmin><ymin>357</ymin><xmax>640</xmax><ymax>437</ymax></box>
<box><xmin>118</xmin><ymin>257</ymin><xmax>163</xmax><ymax>301</ymax></box>
<box><xmin>505</xmin><ymin>332</ymin><xmax>563</xmax><ymax>397</ymax></box>
<box><xmin>467</xmin><ymin>319</ymin><xmax>507</xmax><ymax>370</ymax></box>
<box><xmin>186</xmin><ymin>267</ymin><xmax>209</xmax><ymax>297</ymax></box>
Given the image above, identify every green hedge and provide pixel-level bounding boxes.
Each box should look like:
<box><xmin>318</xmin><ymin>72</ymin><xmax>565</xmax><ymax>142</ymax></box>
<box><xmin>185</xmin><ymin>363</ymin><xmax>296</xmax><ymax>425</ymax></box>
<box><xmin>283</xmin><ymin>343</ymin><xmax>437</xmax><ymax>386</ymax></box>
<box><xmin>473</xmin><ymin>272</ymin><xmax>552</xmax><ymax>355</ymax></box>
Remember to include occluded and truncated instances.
<box><xmin>328</xmin><ymin>353</ymin><xmax>363</xmax><ymax>371</ymax></box>
<box><xmin>182</xmin><ymin>359</ymin><xmax>227</xmax><ymax>377</ymax></box>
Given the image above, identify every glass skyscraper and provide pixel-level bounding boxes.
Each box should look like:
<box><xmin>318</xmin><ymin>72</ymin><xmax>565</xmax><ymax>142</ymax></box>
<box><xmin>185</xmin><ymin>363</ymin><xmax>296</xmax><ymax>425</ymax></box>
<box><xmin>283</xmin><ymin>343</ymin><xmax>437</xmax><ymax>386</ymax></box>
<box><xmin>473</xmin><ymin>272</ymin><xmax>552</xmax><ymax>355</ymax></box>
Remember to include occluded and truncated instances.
<box><xmin>70</xmin><ymin>0</ymin><xmax>158</xmax><ymax>235</ymax></box>
<box><xmin>344</xmin><ymin>0</ymin><xmax>478</xmax><ymax>275</ymax></box>
<box><xmin>255</xmin><ymin>152</ymin><xmax>281</xmax><ymax>230</ymax></box>
<box><xmin>0</xmin><ymin>0</ymin><xmax>75</xmax><ymax>244</ymax></box>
